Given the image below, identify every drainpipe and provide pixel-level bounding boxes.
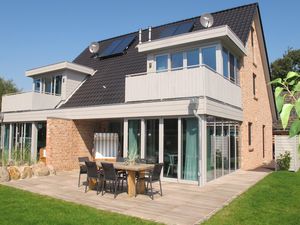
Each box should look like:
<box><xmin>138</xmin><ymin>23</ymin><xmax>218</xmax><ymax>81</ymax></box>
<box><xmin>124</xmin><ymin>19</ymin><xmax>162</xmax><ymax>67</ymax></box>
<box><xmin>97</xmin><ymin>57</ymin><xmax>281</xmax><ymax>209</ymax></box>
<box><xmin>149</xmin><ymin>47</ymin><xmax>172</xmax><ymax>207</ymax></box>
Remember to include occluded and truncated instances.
<box><xmin>190</xmin><ymin>98</ymin><xmax>202</xmax><ymax>186</ymax></box>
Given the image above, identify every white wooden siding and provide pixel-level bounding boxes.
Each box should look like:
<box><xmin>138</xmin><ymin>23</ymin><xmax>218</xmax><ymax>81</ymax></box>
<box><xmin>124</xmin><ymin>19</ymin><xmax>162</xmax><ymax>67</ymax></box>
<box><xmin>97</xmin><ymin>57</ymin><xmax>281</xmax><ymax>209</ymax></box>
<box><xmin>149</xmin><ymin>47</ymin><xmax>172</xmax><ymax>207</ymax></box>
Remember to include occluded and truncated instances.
<box><xmin>125</xmin><ymin>66</ymin><xmax>242</xmax><ymax>108</ymax></box>
<box><xmin>274</xmin><ymin>135</ymin><xmax>300</xmax><ymax>172</ymax></box>
<box><xmin>2</xmin><ymin>92</ymin><xmax>61</xmax><ymax>112</ymax></box>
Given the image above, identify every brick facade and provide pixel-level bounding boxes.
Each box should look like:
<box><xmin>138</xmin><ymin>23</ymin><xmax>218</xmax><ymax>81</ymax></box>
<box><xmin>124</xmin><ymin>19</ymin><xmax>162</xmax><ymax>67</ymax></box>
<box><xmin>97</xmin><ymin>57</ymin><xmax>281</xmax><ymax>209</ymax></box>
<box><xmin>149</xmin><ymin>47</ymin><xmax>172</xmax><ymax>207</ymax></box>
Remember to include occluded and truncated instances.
<box><xmin>239</xmin><ymin>19</ymin><xmax>273</xmax><ymax>170</ymax></box>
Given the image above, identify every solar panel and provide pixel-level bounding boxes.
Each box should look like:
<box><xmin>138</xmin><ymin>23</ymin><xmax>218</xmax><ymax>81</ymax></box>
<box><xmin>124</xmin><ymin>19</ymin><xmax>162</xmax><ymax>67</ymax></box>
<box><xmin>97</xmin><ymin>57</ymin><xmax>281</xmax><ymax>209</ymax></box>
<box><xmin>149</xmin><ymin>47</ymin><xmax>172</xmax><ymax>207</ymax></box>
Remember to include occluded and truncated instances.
<box><xmin>99</xmin><ymin>35</ymin><xmax>136</xmax><ymax>58</ymax></box>
<box><xmin>174</xmin><ymin>21</ymin><xmax>194</xmax><ymax>35</ymax></box>
<box><xmin>159</xmin><ymin>21</ymin><xmax>194</xmax><ymax>38</ymax></box>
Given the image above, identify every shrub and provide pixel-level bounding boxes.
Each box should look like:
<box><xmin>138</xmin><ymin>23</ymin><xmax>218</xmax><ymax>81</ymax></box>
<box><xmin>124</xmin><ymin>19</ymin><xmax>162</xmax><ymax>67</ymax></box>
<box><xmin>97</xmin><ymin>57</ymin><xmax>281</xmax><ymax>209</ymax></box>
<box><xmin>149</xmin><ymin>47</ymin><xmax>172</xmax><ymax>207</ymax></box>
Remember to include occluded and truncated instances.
<box><xmin>276</xmin><ymin>151</ymin><xmax>292</xmax><ymax>170</ymax></box>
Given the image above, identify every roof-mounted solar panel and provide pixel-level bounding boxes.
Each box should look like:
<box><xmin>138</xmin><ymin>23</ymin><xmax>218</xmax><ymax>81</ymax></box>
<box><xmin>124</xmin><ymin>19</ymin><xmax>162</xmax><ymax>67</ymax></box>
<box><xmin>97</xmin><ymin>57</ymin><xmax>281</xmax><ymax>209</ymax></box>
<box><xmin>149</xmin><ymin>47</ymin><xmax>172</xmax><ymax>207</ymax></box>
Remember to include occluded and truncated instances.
<box><xmin>159</xmin><ymin>21</ymin><xmax>194</xmax><ymax>38</ymax></box>
<box><xmin>99</xmin><ymin>35</ymin><xmax>136</xmax><ymax>58</ymax></box>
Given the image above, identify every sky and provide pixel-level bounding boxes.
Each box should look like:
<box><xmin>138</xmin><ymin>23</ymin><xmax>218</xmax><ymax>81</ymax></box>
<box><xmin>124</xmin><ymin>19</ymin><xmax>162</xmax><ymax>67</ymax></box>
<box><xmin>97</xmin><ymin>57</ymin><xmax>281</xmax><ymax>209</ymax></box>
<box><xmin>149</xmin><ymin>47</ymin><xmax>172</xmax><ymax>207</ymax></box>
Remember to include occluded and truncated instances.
<box><xmin>0</xmin><ymin>0</ymin><xmax>299</xmax><ymax>91</ymax></box>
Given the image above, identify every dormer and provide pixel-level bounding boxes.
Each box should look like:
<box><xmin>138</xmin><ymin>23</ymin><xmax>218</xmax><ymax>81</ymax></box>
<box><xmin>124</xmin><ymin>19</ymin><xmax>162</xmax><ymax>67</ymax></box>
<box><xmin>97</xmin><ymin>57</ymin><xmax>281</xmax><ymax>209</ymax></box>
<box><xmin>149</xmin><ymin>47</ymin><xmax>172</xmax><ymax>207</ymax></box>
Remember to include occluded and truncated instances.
<box><xmin>1</xmin><ymin>62</ymin><xmax>95</xmax><ymax>112</ymax></box>
<box><xmin>26</xmin><ymin>61</ymin><xmax>96</xmax><ymax>101</ymax></box>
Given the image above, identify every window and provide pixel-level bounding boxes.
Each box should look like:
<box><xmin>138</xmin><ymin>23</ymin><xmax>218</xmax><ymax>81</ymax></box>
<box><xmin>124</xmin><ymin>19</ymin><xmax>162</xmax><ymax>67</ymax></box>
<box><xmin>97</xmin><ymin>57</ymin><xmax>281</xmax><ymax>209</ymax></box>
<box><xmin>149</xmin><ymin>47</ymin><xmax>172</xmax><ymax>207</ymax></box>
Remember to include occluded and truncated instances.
<box><xmin>187</xmin><ymin>49</ymin><xmax>199</xmax><ymax>68</ymax></box>
<box><xmin>262</xmin><ymin>125</ymin><xmax>265</xmax><ymax>158</ymax></box>
<box><xmin>156</xmin><ymin>55</ymin><xmax>168</xmax><ymax>72</ymax></box>
<box><xmin>44</xmin><ymin>78</ymin><xmax>52</xmax><ymax>94</ymax></box>
<box><xmin>248</xmin><ymin>122</ymin><xmax>252</xmax><ymax>146</ymax></box>
<box><xmin>236</xmin><ymin>59</ymin><xmax>240</xmax><ymax>85</ymax></box>
<box><xmin>253</xmin><ymin>73</ymin><xmax>257</xmax><ymax>97</ymax></box>
<box><xmin>222</xmin><ymin>48</ymin><xmax>229</xmax><ymax>78</ymax></box>
<box><xmin>229</xmin><ymin>53</ymin><xmax>235</xmax><ymax>82</ymax></box>
<box><xmin>171</xmin><ymin>52</ymin><xmax>183</xmax><ymax>70</ymax></box>
<box><xmin>202</xmin><ymin>46</ymin><xmax>216</xmax><ymax>70</ymax></box>
<box><xmin>34</xmin><ymin>79</ymin><xmax>41</xmax><ymax>92</ymax></box>
<box><xmin>55</xmin><ymin>76</ymin><xmax>62</xmax><ymax>95</ymax></box>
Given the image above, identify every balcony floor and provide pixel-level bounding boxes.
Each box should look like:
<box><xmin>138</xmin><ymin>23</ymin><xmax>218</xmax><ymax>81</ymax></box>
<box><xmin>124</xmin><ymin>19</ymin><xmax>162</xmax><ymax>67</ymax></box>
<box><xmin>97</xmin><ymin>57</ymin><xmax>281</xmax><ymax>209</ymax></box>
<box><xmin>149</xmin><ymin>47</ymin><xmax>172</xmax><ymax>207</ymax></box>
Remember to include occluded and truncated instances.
<box><xmin>3</xmin><ymin>168</ymin><xmax>270</xmax><ymax>225</ymax></box>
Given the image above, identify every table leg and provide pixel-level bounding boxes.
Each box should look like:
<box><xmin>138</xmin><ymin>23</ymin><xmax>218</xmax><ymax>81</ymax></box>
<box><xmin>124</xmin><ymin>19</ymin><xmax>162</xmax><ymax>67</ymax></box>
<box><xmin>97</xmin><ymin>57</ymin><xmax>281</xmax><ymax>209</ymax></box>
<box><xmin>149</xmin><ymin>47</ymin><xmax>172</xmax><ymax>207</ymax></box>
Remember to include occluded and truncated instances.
<box><xmin>127</xmin><ymin>171</ymin><xmax>136</xmax><ymax>197</ymax></box>
<box><xmin>137</xmin><ymin>171</ymin><xmax>145</xmax><ymax>194</ymax></box>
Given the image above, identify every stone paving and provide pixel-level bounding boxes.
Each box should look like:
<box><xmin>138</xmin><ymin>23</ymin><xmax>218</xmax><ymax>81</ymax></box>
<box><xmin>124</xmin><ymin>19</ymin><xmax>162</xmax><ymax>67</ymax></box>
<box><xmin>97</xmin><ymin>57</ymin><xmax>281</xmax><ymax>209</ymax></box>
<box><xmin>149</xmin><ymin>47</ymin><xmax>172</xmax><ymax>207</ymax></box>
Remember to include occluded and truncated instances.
<box><xmin>3</xmin><ymin>168</ymin><xmax>271</xmax><ymax>225</ymax></box>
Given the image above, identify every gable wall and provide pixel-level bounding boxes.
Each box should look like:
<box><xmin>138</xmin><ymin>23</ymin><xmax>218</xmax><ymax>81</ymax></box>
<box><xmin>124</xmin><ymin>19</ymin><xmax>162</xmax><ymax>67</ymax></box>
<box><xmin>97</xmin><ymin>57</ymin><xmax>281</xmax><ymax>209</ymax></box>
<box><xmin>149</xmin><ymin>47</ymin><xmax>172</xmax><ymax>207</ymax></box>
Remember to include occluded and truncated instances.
<box><xmin>239</xmin><ymin>16</ymin><xmax>273</xmax><ymax>170</ymax></box>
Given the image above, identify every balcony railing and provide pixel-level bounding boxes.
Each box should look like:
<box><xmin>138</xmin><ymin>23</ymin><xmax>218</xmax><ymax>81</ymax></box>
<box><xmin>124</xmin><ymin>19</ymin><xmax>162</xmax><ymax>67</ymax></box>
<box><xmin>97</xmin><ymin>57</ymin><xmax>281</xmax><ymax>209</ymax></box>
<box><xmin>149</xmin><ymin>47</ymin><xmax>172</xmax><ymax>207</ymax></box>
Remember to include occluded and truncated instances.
<box><xmin>2</xmin><ymin>91</ymin><xmax>62</xmax><ymax>112</ymax></box>
<box><xmin>125</xmin><ymin>65</ymin><xmax>241</xmax><ymax>108</ymax></box>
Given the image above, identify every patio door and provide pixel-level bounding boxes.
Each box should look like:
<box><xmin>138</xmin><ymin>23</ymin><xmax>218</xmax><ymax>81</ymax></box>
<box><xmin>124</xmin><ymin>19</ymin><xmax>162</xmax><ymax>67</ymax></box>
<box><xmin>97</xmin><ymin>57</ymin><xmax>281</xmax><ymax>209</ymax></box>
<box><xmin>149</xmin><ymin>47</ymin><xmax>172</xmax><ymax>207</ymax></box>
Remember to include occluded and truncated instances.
<box><xmin>163</xmin><ymin>119</ymin><xmax>178</xmax><ymax>179</ymax></box>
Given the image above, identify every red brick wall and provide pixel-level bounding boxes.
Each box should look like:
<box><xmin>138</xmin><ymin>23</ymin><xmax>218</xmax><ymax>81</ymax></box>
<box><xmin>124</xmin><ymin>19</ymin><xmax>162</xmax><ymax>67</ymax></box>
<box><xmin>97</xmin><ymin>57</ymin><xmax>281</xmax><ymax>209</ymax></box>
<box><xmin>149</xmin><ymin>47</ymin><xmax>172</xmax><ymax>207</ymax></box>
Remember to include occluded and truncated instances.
<box><xmin>239</xmin><ymin>19</ymin><xmax>273</xmax><ymax>170</ymax></box>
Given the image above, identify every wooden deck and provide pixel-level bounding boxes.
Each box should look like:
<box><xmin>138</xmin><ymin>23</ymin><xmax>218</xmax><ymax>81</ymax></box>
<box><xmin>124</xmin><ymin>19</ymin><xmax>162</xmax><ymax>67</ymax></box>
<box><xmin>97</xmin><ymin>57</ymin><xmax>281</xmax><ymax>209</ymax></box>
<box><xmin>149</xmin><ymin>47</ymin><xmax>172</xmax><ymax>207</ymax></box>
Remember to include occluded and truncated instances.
<box><xmin>3</xmin><ymin>169</ymin><xmax>271</xmax><ymax>225</ymax></box>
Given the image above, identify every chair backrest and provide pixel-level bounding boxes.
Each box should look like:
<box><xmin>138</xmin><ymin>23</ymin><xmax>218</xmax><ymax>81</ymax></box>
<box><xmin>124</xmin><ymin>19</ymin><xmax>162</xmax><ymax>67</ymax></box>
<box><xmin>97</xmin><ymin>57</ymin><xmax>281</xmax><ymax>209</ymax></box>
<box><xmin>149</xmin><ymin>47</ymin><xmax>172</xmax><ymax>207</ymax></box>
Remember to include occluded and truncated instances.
<box><xmin>101</xmin><ymin>162</ymin><xmax>117</xmax><ymax>180</ymax></box>
<box><xmin>78</xmin><ymin>157</ymin><xmax>89</xmax><ymax>163</ymax></box>
<box><xmin>85</xmin><ymin>161</ymin><xmax>98</xmax><ymax>178</ymax></box>
<box><xmin>151</xmin><ymin>163</ymin><xmax>163</xmax><ymax>181</ymax></box>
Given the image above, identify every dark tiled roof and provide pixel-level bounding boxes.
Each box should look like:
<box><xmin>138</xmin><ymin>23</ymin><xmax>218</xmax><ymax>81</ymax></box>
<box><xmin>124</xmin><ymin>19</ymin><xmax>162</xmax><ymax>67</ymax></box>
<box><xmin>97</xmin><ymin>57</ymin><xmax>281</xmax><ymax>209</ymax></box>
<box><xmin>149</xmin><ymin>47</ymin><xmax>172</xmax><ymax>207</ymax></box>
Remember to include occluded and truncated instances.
<box><xmin>62</xmin><ymin>3</ymin><xmax>258</xmax><ymax>108</ymax></box>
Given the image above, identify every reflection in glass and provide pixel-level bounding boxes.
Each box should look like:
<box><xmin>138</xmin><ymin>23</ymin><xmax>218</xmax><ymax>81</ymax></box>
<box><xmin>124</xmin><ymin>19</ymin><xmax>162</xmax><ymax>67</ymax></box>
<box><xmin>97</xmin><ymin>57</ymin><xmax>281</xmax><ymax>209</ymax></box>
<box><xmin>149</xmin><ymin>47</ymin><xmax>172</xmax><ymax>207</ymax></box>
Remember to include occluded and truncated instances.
<box><xmin>202</xmin><ymin>46</ymin><xmax>216</xmax><ymax>70</ymax></box>
<box><xmin>171</xmin><ymin>52</ymin><xmax>183</xmax><ymax>70</ymax></box>
<box><xmin>128</xmin><ymin>120</ymin><xmax>141</xmax><ymax>156</ymax></box>
<box><xmin>187</xmin><ymin>49</ymin><xmax>199</xmax><ymax>68</ymax></box>
<box><xmin>206</xmin><ymin>125</ymin><xmax>214</xmax><ymax>182</ymax></box>
<box><xmin>145</xmin><ymin>119</ymin><xmax>159</xmax><ymax>163</ymax></box>
<box><xmin>156</xmin><ymin>55</ymin><xmax>168</xmax><ymax>72</ymax></box>
<box><xmin>230</xmin><ymin>125</ymin><xmax>236</xmax><ymax>171</ymax></box>
<box><xmin>223</xmin><ymin>125</ymin><xmax>229</xmax><ymax>175</ymax></box>
<box><xmin>215</xmin><ymin>124</ymin><xmax>222</xmax><ymax>178</ymax></box>
<box><xmin>163</xmin><ymin>119</ymin><xmax>178</xmax><ymax>178</ymax></box>
<box><xmin>182</xmin><ymin>118</ymin><xmax>198</xmax><ymax>181</ymax></box>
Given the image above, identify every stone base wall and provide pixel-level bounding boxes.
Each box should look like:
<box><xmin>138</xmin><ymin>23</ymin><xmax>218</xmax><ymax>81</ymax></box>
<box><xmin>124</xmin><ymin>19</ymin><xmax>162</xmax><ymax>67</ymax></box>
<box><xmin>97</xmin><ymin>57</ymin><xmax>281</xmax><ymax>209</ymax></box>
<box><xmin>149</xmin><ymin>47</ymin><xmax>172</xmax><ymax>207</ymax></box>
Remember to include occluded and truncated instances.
<box><xmin>46</xmin><ymin>118</ymin><xmax>108</xmax><ymax>171</ymax></box>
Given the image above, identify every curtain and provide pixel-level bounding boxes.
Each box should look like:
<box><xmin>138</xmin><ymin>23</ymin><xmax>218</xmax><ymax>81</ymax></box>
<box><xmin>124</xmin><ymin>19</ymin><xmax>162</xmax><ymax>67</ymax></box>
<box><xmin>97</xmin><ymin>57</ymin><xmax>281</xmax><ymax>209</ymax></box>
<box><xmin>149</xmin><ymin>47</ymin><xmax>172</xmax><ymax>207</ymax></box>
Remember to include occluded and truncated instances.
<box><xmin>184</xmin><ymin>118</ymin><xmax>198</xmax><ymax>181</ymax></box>
<box><xmin>128</xmin><ymin>120</ymin><xmax>139</xmax><ymax>156</ymax></box>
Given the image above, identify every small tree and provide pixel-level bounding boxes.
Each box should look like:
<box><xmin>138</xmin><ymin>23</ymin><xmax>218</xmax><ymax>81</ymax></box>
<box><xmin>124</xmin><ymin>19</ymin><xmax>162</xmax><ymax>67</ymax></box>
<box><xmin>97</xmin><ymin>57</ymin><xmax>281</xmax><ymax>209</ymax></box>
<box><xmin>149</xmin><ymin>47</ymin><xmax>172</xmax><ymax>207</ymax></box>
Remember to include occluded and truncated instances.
<box><xmin>271</xmin><ymin>71</ymin><xmax>300</xmax><ymax>138</ymax></box>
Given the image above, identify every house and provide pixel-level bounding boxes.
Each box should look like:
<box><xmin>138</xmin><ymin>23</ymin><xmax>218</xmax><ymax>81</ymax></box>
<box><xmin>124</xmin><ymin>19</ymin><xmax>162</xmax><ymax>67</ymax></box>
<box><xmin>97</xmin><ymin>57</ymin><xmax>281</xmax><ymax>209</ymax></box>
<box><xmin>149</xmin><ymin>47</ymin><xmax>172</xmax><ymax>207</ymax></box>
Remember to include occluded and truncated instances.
<box><xmin>0</xmin><ymin>3</ymin><xmax>276</xmax><ymax>186</ymax></box>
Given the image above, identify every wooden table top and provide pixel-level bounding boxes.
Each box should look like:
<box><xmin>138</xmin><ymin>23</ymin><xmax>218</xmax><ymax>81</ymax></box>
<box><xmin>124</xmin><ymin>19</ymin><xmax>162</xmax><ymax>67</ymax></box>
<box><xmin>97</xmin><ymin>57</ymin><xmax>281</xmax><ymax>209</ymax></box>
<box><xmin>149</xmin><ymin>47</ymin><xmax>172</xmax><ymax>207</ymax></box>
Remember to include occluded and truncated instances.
<box><xmin>97</xmin><ymin>161</ymin><xmax>154</xmax><ymax>172</ymax></box>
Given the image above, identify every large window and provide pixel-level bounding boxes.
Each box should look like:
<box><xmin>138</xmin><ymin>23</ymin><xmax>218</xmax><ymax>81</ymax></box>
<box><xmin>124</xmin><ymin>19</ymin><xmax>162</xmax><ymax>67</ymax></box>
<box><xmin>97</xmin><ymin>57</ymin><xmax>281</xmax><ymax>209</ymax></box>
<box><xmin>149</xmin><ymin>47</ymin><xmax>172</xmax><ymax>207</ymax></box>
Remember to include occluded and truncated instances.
<box><xmin>145</xmin><ymin>119</ymin><xmax>159</xmax><ymax>163</ymax></box>
<box><xmin>206</xmin><ymin>117</ymin><xmax>240</xmax><ymax>182</ymax></box>
<box><xmin>181</xmin><ymin>118</ymin><xmax>198</xmax><ymax>181</ymax></box>
<box><xmin>222</xmin><ymin>48</ymin><xmax>229</xmax><ymax>78</ymax></box>
<box><xmin>163</xmin><ymin>119</ymin><xmax>178</xmax><ymax>178</ymax></box>
<box><xmin>34</xmin><ymin>79</ymin><xmax>41</xmax><ymax>92</ymax></box>
<box><xmin>171</xmin><ymin>52</ymin><xmax>183</xmax><ymax>70</ymax></box>
<box><xmin>44</xmin><ymin>78</ymin><xmax>52</xmax><ymax>94</ymax></box>
<box><xmin>229</xmin><ymin>53</ymin><xmax>235</xmax><ymax>82</ymax></box>
<box><xmin>128</xmin><ymin>120</ymin><xmax>141</xmax><ymax>157</ymax></box>
<box><xmin>156</xmin><ymin>55</ymin><xmax>168</xmax><ymax>72</ymax></box>
<box><xmin>187</xmin><ymin>49</ymin><xmax>199</xmax><ymax>68</ymax></box>
<box><xmin>202</xmin><ymin>46</ymin><xmax>216</xmax><ymax>70</ymax></box>
<box><xmin>55</xmin><ymin>76</ymin><xmax>62</xmax><ymax>95</ymax></box>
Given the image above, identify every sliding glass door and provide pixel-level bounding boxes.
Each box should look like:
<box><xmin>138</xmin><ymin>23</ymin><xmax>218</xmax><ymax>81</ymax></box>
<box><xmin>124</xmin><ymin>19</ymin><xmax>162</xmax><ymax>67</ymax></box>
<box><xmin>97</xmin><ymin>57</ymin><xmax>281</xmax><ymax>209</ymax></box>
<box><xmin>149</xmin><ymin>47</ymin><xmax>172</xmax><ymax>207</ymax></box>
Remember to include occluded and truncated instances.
<box><xmin>128</xmin><ymin>120</ymin><xmax>141</xmax><ymax>157</ymax></box>
<box><xmin>163</xmin><ymin>119</ymin><xmax>178</xmax><ymax>178</ymax></box>
<box><xmin>181</xmin><ymin>118</ymin><xmax>198</xmax><ymax>181</ymax></box>
<box><xmin>145</xmin><ymin>119</ymin><xmax>159</xmax><ymax>163</ymax></box>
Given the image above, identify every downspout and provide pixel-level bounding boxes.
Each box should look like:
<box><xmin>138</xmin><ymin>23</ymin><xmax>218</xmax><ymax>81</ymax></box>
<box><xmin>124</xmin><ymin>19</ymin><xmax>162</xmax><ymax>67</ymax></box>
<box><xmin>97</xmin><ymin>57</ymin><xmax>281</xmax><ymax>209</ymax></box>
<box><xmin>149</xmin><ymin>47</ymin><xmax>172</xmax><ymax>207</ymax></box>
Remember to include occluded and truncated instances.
<box><xmin>190</xmin><ymin>98</ymin><xmax>202</xmax><ymax>186</ymax></box>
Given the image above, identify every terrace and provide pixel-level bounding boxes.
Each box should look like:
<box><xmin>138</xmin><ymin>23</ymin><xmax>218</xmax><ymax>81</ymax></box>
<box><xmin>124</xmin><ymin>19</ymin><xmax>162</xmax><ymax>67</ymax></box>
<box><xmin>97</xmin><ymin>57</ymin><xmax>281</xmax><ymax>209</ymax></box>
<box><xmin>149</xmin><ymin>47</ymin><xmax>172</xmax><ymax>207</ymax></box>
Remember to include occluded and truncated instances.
<box><xmin>3</xmin><ymin>168</ymin><xmax>269</xmax><ymax>225</ymax></box>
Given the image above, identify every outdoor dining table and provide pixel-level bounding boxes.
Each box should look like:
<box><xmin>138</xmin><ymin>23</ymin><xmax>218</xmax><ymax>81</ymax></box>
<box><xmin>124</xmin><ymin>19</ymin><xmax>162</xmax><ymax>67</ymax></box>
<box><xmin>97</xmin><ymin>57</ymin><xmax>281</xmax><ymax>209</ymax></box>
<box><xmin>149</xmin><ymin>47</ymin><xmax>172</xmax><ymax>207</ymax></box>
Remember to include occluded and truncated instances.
<box><xmin>97</xmin><ymin>161</ymin><xmax>154</xmax><ymax>197</ymax></box>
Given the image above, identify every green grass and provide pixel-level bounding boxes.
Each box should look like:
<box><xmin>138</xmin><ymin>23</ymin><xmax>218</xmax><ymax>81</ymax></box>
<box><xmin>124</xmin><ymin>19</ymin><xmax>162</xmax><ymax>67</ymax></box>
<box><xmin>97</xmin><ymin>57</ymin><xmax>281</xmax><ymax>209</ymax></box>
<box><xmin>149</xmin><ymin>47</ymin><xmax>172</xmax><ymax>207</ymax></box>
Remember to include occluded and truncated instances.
<box><xmin>203</xmin><ymin>171</ymin><xmax>300</xmax><ymax>225</ymax></box>
<box><xmin>0</xmin><ymin>185</ymin><xmax>159</xmax><ymax>225</ymax></box>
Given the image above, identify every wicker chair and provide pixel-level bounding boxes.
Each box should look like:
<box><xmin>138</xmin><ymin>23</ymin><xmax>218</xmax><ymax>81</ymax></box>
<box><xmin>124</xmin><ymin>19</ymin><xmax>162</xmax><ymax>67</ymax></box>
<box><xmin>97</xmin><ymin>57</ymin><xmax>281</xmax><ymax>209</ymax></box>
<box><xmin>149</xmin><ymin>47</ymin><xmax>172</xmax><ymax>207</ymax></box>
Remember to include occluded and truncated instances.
<box><xmin>85</xmin><ymin>161</ymin><xmax>103</xmax><ymax>195</ymax></box>
<box><xmin>78</xmin><ymin>157</ymin><xmax>89</xmax><ymax>187</ymax></box>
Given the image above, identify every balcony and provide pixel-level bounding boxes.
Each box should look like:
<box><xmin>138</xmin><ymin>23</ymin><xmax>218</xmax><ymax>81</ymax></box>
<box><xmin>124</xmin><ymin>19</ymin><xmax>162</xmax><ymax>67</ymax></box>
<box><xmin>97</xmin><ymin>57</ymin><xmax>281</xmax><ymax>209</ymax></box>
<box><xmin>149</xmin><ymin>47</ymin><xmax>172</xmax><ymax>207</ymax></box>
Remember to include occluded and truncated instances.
<box><xmin>2</xmin><ymin>92</ymin><xmax>62</xmax><ymax>112</ymax></box>
<box><xmin>125</xmin><ymin>65</ymin><xmax>242</xmax><ymax>108</ymax></box>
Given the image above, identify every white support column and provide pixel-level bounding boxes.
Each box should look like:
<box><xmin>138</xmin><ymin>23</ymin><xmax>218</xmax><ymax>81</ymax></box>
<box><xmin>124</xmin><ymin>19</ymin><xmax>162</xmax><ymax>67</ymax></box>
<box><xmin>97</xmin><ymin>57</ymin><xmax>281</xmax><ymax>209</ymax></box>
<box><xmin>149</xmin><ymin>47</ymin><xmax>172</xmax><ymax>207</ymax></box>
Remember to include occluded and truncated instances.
<box><xmin>200</xmin><ymin>115</ymin><xmax>207</xmax><ymax>186</ymax></box>
<box><xmin>140</xmin><ymin>119</ymin><xmax>146</xmax><ymax>159</ymax></box>
<box><xmin>31</xmin><ymin>123</ymin><xmax>38</xmax><ymax>163</ymax></box>
<box><xmin>159</xmin><ymin>118</ymin><xmax>164</xmax><ymax>163</ymax></box>
<box><xmin>216</xmin><ymin>43</ymin><xmax>223</xmax><ymax>74</ymax></box>
<box><xmin>9</xmin><ymin>124</ymin><xmax>13</xmax><ymax>160</ymax></box>
<box><xmin>177</xmin><ymin>118</ymin><xmax>182</xmax><ymax>181</ymax></box>
<box><xmin>123</xmin><ymin>119</ymin><xmax>128</xmax><ymax>157</ymax></box>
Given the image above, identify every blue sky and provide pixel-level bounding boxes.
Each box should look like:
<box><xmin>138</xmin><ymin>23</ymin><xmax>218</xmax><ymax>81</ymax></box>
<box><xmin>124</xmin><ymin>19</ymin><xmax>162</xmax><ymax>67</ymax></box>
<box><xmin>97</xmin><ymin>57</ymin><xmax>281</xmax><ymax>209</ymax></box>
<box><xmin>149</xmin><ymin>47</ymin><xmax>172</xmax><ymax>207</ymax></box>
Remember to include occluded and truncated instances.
<box><xmin>0</xmin><ymin>0</ymin><xmax>299</xmax><ymax>91</ymax></box>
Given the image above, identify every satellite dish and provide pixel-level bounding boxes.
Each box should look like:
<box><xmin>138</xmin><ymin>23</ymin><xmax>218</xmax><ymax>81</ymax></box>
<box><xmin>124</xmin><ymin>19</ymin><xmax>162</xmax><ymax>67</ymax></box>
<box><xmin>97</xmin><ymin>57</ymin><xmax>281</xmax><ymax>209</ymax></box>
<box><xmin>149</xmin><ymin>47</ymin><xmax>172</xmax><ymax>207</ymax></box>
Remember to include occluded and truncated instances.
<box><xmin>200</xmin><ymin>13</ymin><xmax>214</xmax><ymax>28</ymax></box>
<box><xmin>89</xmin><ymin>42</ymin><xmax>99</xmax><ymax>54</ymax></box>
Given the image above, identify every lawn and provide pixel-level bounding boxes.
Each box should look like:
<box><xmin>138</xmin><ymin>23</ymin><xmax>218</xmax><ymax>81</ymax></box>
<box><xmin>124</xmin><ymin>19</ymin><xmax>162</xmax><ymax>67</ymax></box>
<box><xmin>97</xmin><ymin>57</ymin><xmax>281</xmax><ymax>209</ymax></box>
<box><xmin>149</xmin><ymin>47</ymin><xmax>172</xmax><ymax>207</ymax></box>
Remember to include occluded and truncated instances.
<box><xmin>203</xmin><ymin>171</ymin><xmax>300</xmax><ymax>225</ymax></box>
<box><xmin>0</xmin><ymin>185</ymin><xmax>159</xmax><ymax>225</ymax></box>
